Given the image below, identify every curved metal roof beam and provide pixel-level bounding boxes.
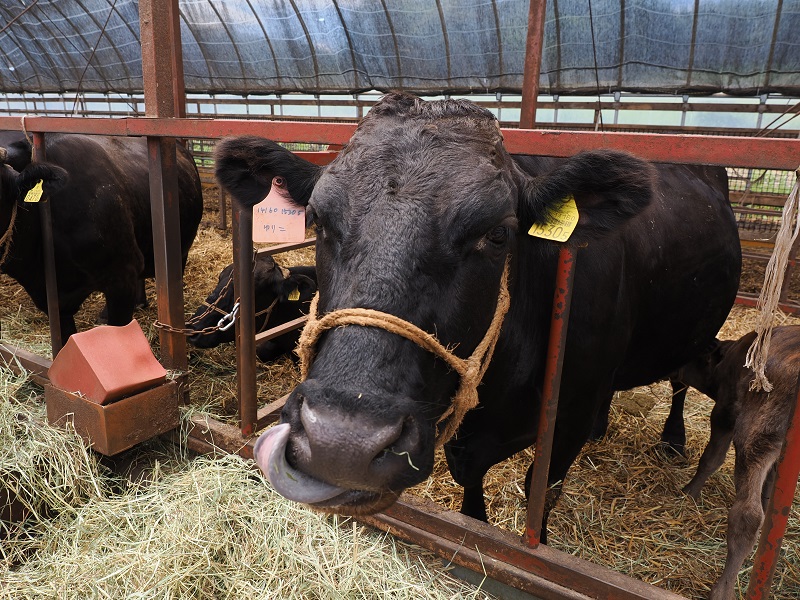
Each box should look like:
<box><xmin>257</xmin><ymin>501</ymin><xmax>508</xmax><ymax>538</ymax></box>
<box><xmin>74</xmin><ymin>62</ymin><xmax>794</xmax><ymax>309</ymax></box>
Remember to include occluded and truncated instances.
<box><xmin>19</xmin><ymin>9</ymin><xmax>84</xmax><ymax>83</ymax></box>
<box><xmin>331</xmin><ymin>0</ymin><xmax>359</xmax><ymax>90</ymax></box>
<box><xmin>204</xmin><ymin>0</ymin><xmax>247</xmax><ymax>91</ymax></box>
<box><xmin>0</xmin><ymin>5</ymin><xmax>49</xmax><ymax>92</ymax></box>
<box><xmin>553</xmin><ymin>0</ymin><xmax>562</xmax><ymax>91</ymax></box>
<box><xmin>244</xmin><ymin>0</ymin><xmax>283</xmax><ymax>91</ymax></box>
<box><xmin>0</xmin><ymin>7</ymin><xmax>27</xmax><ymax>93</ymax></box>
<box><xmin>379</xmin><ymin>0</ymin><xmax>403</xmax><ymax>88</ymax></box>
<box><xmin>763</xmin><ymin>0</ymin><xmax>784</xmax><ymax>90</ymax></box>
<box><xmin>287</xmin><ymin>0</ymin><xmax>320</xmax><ymax>92</ymax></box>
<box><xmin>45</xmin><ymin>1</ymin><xmax>108</xmax><ymax>91</ymax></box>
<box><xmin>2</xmin><ymin>1</ymin><xmax>78</xmax><ymax>85</ymax></box>
<box><xmin>434</xmin><ymin>0</ymin><xmax>451</xmax><ymax>83</ymax></box>
<box><xmin>73</xmin><ymin>0</ymin><xmax>134</xmax><ymax>90</ymax></box>
<box><xmin>490</xmin><ymin>0</ymin><xmax>503</xmax><ymax>84</ymax></box>
<box><xmin>177</xmin><ymin>7</ymin><xmax>217</xmax><ymax>92</ymax></box>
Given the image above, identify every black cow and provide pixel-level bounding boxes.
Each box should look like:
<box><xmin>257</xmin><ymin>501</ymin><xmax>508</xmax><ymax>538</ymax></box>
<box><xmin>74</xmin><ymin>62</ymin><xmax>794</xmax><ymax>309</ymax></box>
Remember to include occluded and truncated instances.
<box><xmin>187</xmin><ymin>253</ymin><xmax>316</xmax><ymax>362</ymax></box>
<box><xmin>219</xmin><ymin>94</ymin><xmax>741</xmax><ymax>540</ymax></box>
<box><xmin>0</xmin><ymin>134</ymin><xmax>203</xmax><ymax>338</ymax></box>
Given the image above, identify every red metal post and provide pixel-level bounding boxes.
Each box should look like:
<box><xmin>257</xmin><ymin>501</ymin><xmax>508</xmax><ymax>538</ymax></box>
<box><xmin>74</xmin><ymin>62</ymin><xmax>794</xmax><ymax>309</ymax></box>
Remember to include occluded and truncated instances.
<box><xmin>525</xmin><ymin>245</ymin><xmax>577</xmax><ymax>547</ymax></box>
<box><xmin>745</xmin><ymin>372</ymin><xmax>800</xmax><ymax>599</ymax></box>
<box><xmin>139</xmin><ymin>0</ymin><xmax>188</xmax><ymax>371</ymax></box>
<box><xmin>232</xmin><ymin>201</ymin><xmax>258</xmax><ymax>437</ymax></box>
<box><xmin>520</xmin><ymin>0</ymin><xmax>548</xmax><ymax>129</ymax></box>
<box><xmin>33</xmin><ymin>132</ymin><xmax>63</xmax><ymax>356</ymax></box>
<box><xmin>168</xmin><ymin>0</ymin><xmax>186</xmax><ymax>119</ymax></box>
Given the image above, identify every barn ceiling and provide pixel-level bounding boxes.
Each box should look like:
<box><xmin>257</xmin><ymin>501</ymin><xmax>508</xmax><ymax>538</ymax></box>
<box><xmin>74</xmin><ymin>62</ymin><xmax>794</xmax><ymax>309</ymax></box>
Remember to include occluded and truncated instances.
<box><xmin>0</xmin><ymin>0</ymin><xmax>797</xmax><ymax>97</ymax></box>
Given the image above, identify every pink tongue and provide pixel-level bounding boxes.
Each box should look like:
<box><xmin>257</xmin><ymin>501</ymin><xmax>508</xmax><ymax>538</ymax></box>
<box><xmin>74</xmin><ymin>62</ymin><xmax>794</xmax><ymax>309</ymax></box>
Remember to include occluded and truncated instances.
<box><xmin>253</xmin><ymin>423</ymin><xmax>346</xmax><ymax>504</ymax></box>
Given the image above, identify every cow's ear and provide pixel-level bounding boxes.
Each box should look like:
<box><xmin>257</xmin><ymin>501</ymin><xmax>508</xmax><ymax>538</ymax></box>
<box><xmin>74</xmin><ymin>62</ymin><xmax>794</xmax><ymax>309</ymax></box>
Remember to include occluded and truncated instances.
<box><xmin>4</xmin><ymin>139</ymin><xmax>33</xmax><ymax>172</ymax></box>
<box><xmin>16</xmin><ymin>163</ymin><xmax>69</xmax><ymax>199</ymax></box>
<box><xmin>215</xmin><ymin>136</ymin><xmax>322</xmax><ymax>209</ymax></box>
<box><xmin>518</xmin><ymin>150</ymin><xmax>656</xmax><ymax>243</ymax></box>
<box><xmin>281</xmin><ymin>273</ymin><xmax>316</xmax><ymax>302</ymax></box>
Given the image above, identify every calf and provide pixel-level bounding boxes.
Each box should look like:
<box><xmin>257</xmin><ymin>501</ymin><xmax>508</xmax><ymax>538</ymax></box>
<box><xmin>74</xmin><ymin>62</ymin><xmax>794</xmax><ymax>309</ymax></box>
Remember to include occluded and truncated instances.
<box><xmin>0</xmin><ymin>134</ymin><xmax>203</xmax><ymax>338</ymax></box>
<box><xmin>187</xmin><ymin>253</ymin><xmax>316</xmax><ymax>362</ymax></box>
<box><xmin>677</xmin><ymin>326</ymin><xmax>800</xmax><ymax>600</ymax></box>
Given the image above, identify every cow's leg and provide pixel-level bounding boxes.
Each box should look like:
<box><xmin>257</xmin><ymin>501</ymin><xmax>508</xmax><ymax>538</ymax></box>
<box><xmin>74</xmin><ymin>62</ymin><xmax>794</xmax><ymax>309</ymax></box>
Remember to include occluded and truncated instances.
<box><xmin>460</xmin><ymin>482</ymin><xmax>488</xmax><ymax>522</ymax></box>
<box><xmin>59</xmin><ymin>313</ymin><xmax>78</xmax><ymax>340</ymax></box>
<box><xmin>760</xmin><ymin>464</ymin><xmax>777</xmax><ymax>512</ymax></box>
<box><xmin>682</xmin><ymin>403</ymin><xmax>735</xmax><ymax>498</ymax></box>
<box><xmin>710</xmin><ymin>443</ymin><xmax>780</xmax><ymax>600</ymax></box>
<box><xmin>134</xmin><ymin>279</ymin><xmax>148</xmax><ymax>309</ymax></box>
<box><xmin>661</xmin><ymin>377</ymin><xmax>688</xmax><ymax>456</ymax></box>
<box><xmin>102</xmin><ymin>275</ymin><xmax>139</xmax><ymax>327</ymax></box>
<box><xmin>97</xmin><ymin>279</ymin><xmax>147</xmax><ymax>324</ymax></box>
<box><xmin>589</xmin><ymin>392</ymin><xmax>613</xmax><ymax>440</ymax></box>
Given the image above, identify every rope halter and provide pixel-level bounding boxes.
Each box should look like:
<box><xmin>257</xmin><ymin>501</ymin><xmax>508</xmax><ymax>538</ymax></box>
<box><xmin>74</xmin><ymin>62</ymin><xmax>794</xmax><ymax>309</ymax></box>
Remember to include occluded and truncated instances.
<box><xmin>296</xmin><ymin>259</ymin><xmax>511</xmax><ymax>446</ymax></box>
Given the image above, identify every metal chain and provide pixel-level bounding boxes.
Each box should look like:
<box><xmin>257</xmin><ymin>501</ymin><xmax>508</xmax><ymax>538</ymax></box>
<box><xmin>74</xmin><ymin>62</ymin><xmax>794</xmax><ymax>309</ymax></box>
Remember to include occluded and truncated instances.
<box><xmin>154</xmin><ymin>251</ymin><xmax>286</xmax><ymax>337</ymax></box>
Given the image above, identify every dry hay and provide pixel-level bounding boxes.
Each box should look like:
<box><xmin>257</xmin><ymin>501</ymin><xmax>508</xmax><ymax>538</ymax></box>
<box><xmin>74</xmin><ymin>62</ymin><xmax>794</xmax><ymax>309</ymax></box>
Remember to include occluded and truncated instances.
<box><xmin>0</xmin><ymin>373</ymin><xmax>493</xmax><ymax>600</ymax></box>
<box><xmin>2</xmin><ymin>184</ymin><xmax>800</xmax><ymax>598</ymax></box>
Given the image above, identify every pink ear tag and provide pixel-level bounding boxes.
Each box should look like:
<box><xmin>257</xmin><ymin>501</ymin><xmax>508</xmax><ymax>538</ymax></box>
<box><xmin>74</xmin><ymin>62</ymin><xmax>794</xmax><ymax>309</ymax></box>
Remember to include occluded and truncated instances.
<box><xmin>253</xmin><ymin>177</ymin><xmax>306</xmax><ymax>243</ymax></box>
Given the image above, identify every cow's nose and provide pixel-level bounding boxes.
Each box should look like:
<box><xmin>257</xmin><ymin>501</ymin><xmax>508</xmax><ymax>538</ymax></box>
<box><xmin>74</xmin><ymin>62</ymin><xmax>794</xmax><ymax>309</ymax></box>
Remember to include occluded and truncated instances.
<box><xmin>284</xmin><ymin>382</ymin><xmax>428</xmax><ymax>491</ymax></box>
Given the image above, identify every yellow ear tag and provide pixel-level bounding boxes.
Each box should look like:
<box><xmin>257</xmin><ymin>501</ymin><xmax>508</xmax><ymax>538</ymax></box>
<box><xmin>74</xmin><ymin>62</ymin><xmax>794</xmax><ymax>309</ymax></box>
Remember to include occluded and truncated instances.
<box><xmin>288</xmin><ymin>288</ymin><xmax>300</xmax><ymax>301</ymax></box>
<box><xmin>527</xmin><ymin>194</ymin><xmax>579</xmax><ymax>242</ymax></box>
<box><xmin>24</xmin><ymin>180</ymin><xmax>44</xmax><ymax>203</ymax></box>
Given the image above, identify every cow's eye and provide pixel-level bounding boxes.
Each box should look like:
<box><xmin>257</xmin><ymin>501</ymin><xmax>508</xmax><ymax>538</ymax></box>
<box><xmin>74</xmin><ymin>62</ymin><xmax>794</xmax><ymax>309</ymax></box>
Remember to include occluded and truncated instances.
<box><xmin>485</xmin><ymin>226</ymin><xmax>508</xmax><ymax>245</ymax></box>
<box><xmin>307</xmin><ymin>207</ymin><xmax>324</xmax><ymax>235</ymax></box>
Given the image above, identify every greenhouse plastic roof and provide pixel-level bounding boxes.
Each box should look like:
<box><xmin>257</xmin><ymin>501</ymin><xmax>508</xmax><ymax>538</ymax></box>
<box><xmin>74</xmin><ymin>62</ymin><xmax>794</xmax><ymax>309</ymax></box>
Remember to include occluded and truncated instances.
<box><xmin>0</xmin><ymin>0</ymin><xmax>797</xmax><ymax>97</ymax></box>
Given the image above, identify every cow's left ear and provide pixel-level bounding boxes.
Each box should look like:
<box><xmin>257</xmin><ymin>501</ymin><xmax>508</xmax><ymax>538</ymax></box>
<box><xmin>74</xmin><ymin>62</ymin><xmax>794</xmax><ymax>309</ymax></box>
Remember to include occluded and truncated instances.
<box><xmin>517</xmin><ymin>150</ymin><xmax>656</xmax><ymax>243</ymax></box>
<box><xmin>215</xmin><ymin>136</ymin><xmax>322</xmax><ymax>209</ymax></box>
<box><xmin>15</xmin><ymin>163</ymin><xmax>69</xmax><ymax>200</ymax></box>
<box><xmin>281</xmin><ymin>273</ymin><xmax>316</xmax><ymax>302</ymax></box>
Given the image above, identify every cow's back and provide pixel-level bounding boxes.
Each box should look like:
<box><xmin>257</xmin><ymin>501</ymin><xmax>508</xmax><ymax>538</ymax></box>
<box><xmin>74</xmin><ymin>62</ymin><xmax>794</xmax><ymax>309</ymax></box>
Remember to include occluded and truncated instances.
<box><xmin>516</xmin><ymin>158</ymin><xmax>739</xmax><ymax>388</ymax></box>
<box><xmin>454</xmin><ymin>158</ymin><xmax>742</xmax><ymax>482</ymax></box>
<box><xmin>44</xmin><ymin>134</ymin><xmax>202</xmax><ymax>276</ymax></box>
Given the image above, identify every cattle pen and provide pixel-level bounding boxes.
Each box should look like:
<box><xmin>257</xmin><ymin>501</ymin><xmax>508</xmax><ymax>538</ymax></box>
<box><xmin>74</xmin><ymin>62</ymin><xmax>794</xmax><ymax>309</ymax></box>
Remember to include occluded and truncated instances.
<box><xmin>1</xmin><ymin>1</ymin><xmax>800</xmax><ymax>599</ymax></box>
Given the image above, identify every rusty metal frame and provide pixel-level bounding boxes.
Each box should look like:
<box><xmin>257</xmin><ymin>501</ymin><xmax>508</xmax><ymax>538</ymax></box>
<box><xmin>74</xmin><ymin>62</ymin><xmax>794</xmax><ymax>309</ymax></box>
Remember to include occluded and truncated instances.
<box><xmin>525</xmin><ymin>246</ymin><xmax>576</xmax><ymax>547</ymax></box>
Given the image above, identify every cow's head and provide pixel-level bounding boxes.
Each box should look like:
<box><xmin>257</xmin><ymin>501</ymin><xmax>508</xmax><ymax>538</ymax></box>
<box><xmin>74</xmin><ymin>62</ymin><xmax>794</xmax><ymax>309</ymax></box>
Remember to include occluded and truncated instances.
<box><xmin>0</xmin><ymin>146</ymin><xmax>68</xmax><ymax>210</ymax></box>
<box><xmin>187</xmin><ymin>254</ymin><xmax>316</xmax><ymax>349</ymax></box>
<box><xmin>216</xmin><ymin>93</ymin><xmax>655</xmax><ymax>515</ymax></box>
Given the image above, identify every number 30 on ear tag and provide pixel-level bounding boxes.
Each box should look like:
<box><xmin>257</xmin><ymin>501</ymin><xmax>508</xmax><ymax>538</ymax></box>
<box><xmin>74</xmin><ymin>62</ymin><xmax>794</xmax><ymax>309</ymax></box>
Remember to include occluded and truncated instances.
<box><xmin>253</xmin><ymin>177</ymin><xmax>306</xmax><ymax>243</ymax></box>
<box><xmin>24</xmin><ymin>180</ymin><xmax>44</xmax><ymax>203</ymax></box>
<box><xmin>527</xmin><ymin>194</ymin><xmax>579</xmax><ymax>242</ymax></box>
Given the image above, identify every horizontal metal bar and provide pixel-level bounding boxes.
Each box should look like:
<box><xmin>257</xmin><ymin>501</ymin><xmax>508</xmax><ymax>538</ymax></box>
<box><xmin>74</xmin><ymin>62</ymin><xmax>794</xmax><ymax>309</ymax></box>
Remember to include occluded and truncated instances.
<box><xmin>0</xmin><ymin>341</ymin><xmax>52</xmax><ymax>386</ymax></box>
<box><xmin>1</xmin><ymin>116</ymin><xmax>797</xmax><ymax>170</ymax></box>
<box><xmin>736</xmin><ymin>292</ymin><xmax>800</xmax><ymax>314</ymax></box>
<box><xmin>360</xmin><ymin>496</ymin><xmax>686</xmax><ymax>600</ymax></box>
<box><xmin>254</xmin><ymin>315</ymin><xmax>308</xmax><ymax>345</ymax></box>
<box><xmin>255</xmin><ymin>394</ymin><xmax>289</xmax><ymax>431</ymax></box>
<box><xmin>502</xmin><ymin>130</ymin><xmax>800</xmax><ymax>170</ymax></box>
<box><xmin>733</xmin><ymin>207</ymin><xmax>784</xmax><ymax>217</ymax></box>
<box><xmin>255</xmin><ymin>238</ymin><xmax>317</xmax><ymax>256</ymax></box>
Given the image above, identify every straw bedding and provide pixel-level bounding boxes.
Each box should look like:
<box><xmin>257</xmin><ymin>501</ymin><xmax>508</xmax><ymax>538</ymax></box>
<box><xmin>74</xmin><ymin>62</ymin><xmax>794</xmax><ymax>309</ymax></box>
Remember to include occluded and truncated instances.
<box><xmin>0</xmin><ymin>382</ymin><xmax>492</xmax><ymax>599</ymax></box>
<box><xmin>1</xmin><ymin>184</ymin><xmax>799</xmax><ymax>599</ymax></box>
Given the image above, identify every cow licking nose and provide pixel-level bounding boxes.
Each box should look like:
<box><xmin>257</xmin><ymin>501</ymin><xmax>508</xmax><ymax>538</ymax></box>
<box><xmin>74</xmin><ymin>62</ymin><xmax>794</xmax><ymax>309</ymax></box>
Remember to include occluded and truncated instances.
<box><xmin>255</xmin><ymin>378</ymin><xmax>431</xmax><ymax>513</ymax></box>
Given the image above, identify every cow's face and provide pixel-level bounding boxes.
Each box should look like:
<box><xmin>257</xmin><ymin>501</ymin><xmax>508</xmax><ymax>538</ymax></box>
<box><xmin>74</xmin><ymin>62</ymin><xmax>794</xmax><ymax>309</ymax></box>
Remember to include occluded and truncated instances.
<box><xmin>218</xmin><ymin>93</ymin><xmax>654</xmax><ymax>514</ymax></box>
<box><xmin>0</xmin><ymin>150</ymin><xmax>68</xmax><ymax>215</ymax></box>
<box><xmin>188</xmin><ymin>255</ymin><xmax>315</xmax><ymax>348</ymax></box>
